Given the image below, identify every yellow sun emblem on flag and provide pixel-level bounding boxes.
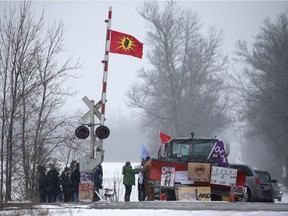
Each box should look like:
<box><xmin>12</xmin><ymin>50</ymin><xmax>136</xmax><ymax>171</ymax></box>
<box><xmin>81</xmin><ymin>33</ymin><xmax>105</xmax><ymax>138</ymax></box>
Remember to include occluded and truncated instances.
<box><xmin>117</xmin><ymin>36</ymin><xmax>136</xmax><ymax>51</ymax></box>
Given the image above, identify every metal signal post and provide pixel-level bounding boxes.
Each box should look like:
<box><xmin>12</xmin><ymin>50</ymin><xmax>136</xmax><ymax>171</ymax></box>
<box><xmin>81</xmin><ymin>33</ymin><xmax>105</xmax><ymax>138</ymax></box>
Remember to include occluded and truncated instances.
<box><xmin>99</xmin><ymin>7</ymin><xmax>112</xmax><ymax>150</ymax></box>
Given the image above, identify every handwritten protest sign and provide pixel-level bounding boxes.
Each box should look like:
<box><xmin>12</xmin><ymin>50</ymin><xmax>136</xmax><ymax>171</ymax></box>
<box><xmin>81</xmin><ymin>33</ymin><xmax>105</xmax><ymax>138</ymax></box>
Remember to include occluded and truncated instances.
<box><xmin>210</xmin><ymin>166</ymin><xmax>237</xmax><ymax>186</ymax></box>
<box><xmin>161</xmin><ymin>167</ymin><xmax>175</xmax><ymax>187</ymax></box>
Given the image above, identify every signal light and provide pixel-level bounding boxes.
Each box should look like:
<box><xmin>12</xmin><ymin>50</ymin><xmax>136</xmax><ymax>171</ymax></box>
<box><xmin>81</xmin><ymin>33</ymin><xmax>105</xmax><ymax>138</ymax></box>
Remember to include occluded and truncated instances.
<box><xmin>95</xmin><ymin>125</ymin><xmax>110</xmax><ymax>139</ymax></box>
<box><xmin>75</xmin><ymin>125</ymin><xmax>90</xmax><ymax>139</ymax></box>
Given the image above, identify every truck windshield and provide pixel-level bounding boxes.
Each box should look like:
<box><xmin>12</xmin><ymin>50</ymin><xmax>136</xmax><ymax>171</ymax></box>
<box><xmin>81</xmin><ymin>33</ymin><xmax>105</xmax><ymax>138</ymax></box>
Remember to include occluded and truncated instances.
<box><xmin>171</xmin><ymin>139</ymin><xmax>216</xmax><ymax>160</ymax></box>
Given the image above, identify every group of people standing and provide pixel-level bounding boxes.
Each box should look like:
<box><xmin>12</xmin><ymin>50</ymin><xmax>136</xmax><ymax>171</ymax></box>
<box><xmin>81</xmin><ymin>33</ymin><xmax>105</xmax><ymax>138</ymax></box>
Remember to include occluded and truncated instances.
<box><xmin>39</xmin><ymin>158</ymin><xmax>152</xmax><ymax>203</ymax></box>
<box><xmin>122</xmin><ymin>156</ymin><xmax>154</xmax><ymax>202</ymax></box>
<box><xmin>38</xmin><ymin>160</ymin><xmax>80</xmax><ymax>203</ymax></box>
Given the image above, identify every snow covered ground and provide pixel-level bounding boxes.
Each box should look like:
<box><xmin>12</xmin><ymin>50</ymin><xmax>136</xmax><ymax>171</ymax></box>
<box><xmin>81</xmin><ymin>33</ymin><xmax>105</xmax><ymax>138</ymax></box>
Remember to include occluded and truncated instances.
<box><xmin>45</xmin><ymin>208</ymin><xmax>288</xmax><ymax>216</ymax></box>
<box><xmin>2</xmin><ymin>162</ymin><xmax>287</xmax><ymax>216</ymax></box>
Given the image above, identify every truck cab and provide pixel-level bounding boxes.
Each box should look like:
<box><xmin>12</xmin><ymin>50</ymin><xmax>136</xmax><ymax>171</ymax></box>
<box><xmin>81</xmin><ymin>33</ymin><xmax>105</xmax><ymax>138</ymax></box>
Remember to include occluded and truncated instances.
<box><xmin>158</xmin><ymin>137</ymin><xmax>230</xmax><ymax>164</ymax></box>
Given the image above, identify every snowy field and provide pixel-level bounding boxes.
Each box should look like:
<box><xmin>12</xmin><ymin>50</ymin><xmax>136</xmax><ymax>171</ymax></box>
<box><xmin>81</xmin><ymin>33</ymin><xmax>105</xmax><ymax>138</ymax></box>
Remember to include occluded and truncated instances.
<box><xmin>2</xmin><ymin>162</ymin><xmax>288</xmax><ymax>216</ymax></box>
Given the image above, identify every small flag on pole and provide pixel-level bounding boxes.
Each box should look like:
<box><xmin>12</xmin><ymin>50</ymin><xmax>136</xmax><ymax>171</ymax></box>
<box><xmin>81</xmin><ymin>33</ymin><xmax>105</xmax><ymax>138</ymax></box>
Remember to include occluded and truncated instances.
<box><xmin>207</xmin><ymin>141</ymin><xmax>229</xmax><ymax>167</ymax></box>
<box><xmin>141</xmin><ymin>144</ymin><xmax>150</xmax><ymax>160</ymax></box>
<box><xmin>159</xmin><ymin>131</ymin><xmax>171</xmax><ymax>143</ymax></box>
<box><xmin>110</xmin><ymin>30</ymin><xmax>143</xmax><ymax>59</ymax></box>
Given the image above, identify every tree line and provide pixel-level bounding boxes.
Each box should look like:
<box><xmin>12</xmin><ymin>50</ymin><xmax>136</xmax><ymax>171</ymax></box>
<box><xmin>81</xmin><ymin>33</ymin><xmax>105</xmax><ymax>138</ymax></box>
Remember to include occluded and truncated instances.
<box><xmin>126</xmin><ymin>1</ymin><xmax>288</xmax><ymax>183</ymax></box>
<box><xmin>0</xmin><ymin>1</ymin><xmax>84</xmax><ymax>202</ymax></box>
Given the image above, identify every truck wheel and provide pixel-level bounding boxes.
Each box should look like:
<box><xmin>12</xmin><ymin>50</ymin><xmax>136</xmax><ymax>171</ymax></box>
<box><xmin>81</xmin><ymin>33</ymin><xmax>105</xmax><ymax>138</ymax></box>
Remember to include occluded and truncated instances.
<box><xmin>238</xmin><ymin>187</ymin><xmax>251</xmax><ymax>202</ymax></box>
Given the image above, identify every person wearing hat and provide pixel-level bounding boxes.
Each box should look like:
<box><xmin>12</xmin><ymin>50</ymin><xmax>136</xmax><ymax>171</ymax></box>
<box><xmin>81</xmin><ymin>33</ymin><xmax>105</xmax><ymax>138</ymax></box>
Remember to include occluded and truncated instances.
<box><xmin>122</xmin><ymin>161</ymin><xmax>139</xmax><ymax>201</ymax></box>
<box><xmin>141</xmin><ymin>156</ymin><xmax>154</xmax><ymax>201</ymax></box>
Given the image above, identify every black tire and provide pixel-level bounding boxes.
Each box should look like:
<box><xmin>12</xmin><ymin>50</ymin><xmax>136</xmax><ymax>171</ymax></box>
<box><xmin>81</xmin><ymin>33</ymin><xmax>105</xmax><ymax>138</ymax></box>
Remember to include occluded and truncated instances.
<box><xmin>247</xmin><ymin>189</ymin><xmax>255</xmax><ymax>202</ymax></box>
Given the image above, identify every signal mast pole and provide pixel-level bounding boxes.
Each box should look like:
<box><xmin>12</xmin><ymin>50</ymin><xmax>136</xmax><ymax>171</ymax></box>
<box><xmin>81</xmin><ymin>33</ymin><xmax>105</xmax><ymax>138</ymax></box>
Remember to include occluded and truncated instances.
<box><xmin>97</xmin><ymin>7</ymin><xmax>112</xmax><ymax>152</ymax></box>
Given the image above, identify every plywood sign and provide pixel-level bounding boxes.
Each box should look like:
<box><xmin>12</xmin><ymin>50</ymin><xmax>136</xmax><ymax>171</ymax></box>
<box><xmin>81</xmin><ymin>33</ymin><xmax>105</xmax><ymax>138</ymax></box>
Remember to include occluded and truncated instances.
<box><xmin>188</xmin><ymin>163</ymin><xmax>211</xmax><ymax>182</ymax></box>
<box><xmin>176</xmin><ymin>186</ymin><xmax>211</xmax><ymax>202</ymax></box>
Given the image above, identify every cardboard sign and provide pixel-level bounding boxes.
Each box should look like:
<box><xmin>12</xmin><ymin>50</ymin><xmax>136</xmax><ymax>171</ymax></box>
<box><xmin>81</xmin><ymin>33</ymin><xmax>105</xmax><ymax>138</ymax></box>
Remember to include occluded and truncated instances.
<box><xmin>175</xmin><ymin>171</ymin><xmax>194</xmax><ymax>185</ymax></box>
<box><xmin>176</xmin><ymin>186</ymin><xmax>211</xmax><ymax>202</ymax></box>
<box><xmin>160</xmin><ymin>167</ymin><xmax>175</xmax><ymax>187</ymax></box>
<box><xmin>78</xmin><ymin>182</ymin><xmax>94</xmax><ymax>202</ymax></box>
<box><xmin>188</xmin><ymin>163</ymin><xmax>211</xmax><ymax>182</ymax></box>
<box><xmin>210</xmin><ymin>166</ymin><xmax>237</xmax><ymax>186</ymax></box>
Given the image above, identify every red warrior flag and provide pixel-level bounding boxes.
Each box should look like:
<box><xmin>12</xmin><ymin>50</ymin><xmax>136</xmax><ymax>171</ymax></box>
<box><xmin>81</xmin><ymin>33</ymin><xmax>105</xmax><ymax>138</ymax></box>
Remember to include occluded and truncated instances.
<box><xmin>159</xmin><ymin>131</ymin><xmax>171</xmax><ymax>143</ymax></box>
<box><xmin>110</xmin><ymin>30</ymin><xmax>143</xmax><ymax>59</ymax></box>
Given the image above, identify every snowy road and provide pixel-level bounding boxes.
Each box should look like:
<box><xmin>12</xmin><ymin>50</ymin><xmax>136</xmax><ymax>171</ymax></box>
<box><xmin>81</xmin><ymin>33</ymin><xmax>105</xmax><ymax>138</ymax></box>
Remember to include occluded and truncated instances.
<box><xmin>89</xmin><ymin>200</ymin><xmax>288</xmax><ymax>211</ymax></box>
<box><xmin>2</xmin><ymin>200</ymin><xmax>288</xmax><ymax>212</ymax></box>
<box><xmin>37</xmin><ymin>200</ymin><xmax>286</xmax><ymax>212</ymax></box>
<box><xmin>2</xmin><ymin>201</ymin><xmax>288</xmax><ymax>216</ymax></box>
<box><xmin>2</xmin><ymin>200</ymin><xmax>282</xmax><ymax>212</ymax></box>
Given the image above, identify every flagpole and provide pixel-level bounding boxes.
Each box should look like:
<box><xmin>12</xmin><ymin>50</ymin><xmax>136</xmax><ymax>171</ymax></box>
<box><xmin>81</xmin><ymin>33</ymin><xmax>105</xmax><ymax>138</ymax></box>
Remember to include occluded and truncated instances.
<box><xmin>98</xmin><ymin>7</ymin><xmax>112</xmax><ymax>151</ymax></box>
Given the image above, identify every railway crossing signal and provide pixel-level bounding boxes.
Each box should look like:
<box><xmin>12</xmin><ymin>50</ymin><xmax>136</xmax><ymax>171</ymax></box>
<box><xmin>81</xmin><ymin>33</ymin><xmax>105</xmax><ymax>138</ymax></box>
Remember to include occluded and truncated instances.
<box><xmin>75</xmin><ymin>125</ymin><xmax>90</xmax><ymax>139</ymax></box>
<box><xmin>95</xmin><ymin>125</ymin><xmax>110</xmax><ymax>139</ymax></box>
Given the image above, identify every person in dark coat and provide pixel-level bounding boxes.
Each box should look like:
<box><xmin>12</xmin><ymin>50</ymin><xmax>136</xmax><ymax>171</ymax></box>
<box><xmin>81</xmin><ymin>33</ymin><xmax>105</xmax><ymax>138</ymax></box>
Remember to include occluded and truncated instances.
<box><xmin>71</xmin><ymin>162</ymin><xmax>80</xmax><ymax>202</ymax></box>
<box><xmin>122</xmin><ymin>161</ymin><xmax>139</xmax><ymax>201</ymax></box>
<box><xmin>60</xmin><ymin>167</ymin><xmax>72</xmax><ymax>202</ymax></box>
<box><xmin>47</xmin><ymin>164</ymin><xmax>61</xmax><ymax>202</ymax></box>
<box><xmin>69</xmin><ymin>160</ymin><xmax>78</xmax><ymax>201</ymax></box>
<box><xmin>38</xmin><ymin>165</ymin><xmax>48</xmax><ymax>203</ymax></box>
<box><xmin>93</xmin><ymin>164</ymin><xmax>103</xmax><ymax>201</ymax></box>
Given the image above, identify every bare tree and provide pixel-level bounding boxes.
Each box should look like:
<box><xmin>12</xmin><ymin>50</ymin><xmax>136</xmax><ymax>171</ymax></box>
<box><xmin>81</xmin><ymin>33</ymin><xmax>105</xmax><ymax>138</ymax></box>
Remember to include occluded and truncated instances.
<box><xmin>0</xmin><ymin>1</ymin><xmax>81</xmax><ymax>201</ymax></box>
<box><xmin>127</xmin><ymin>1</ymin><xmax>230</xmax><ymax>146</ymax></box>
<box><xmin>234</xmin><ymin>10</ymin><xmax>288</xmax><ymax>182</ymax></box>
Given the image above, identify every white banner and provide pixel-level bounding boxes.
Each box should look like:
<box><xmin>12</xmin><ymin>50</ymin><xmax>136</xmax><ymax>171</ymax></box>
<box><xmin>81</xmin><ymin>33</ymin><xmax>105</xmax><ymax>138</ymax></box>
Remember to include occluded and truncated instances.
<box><xmin>210</xmin><ymin>166</ymin><xmax>237</xmax><ymax>186</ymax></box>
<box><xmin>175</xmin><ymin>171</ymin><xmax>194</xmax><ymax>184</ymax></box>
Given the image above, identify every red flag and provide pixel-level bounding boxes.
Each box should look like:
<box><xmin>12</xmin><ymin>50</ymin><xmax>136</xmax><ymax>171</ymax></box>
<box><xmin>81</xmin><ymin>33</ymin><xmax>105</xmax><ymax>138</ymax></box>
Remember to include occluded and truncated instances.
<box><xmin>110</xmin><ymin>30</ymin><xmax>143</xmax><ymax>59</ymax></box>
<box><xmin>159</xmin><ymin>131</ymin><xmax>171</xmax><ymax>143</ymax></box>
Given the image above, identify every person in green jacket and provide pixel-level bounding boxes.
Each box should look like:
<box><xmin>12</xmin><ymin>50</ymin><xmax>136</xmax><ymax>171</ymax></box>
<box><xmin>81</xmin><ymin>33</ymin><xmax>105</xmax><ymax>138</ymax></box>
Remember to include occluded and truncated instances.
<box><xmin>122</xmin><ymin>161</ymin><xmax>139</xmax><ymax>201</ymax></box>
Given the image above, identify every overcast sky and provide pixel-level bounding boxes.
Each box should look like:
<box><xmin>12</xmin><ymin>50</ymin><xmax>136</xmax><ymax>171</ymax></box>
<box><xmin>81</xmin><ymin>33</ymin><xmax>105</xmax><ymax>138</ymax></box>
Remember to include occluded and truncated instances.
<box><xmin>12</xmin><ymin>0</ymin><xmax>286</xmax><ymax>119</ymax></box>
<box><xmin>1</xmin><ymin>0</ymin><xmax>286</xmax><ymax>117</ymax></box>
<box><xmin>1</xmin><ymin>0</ymin><xmax>288</xmax><ymax>161</ymax></box>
